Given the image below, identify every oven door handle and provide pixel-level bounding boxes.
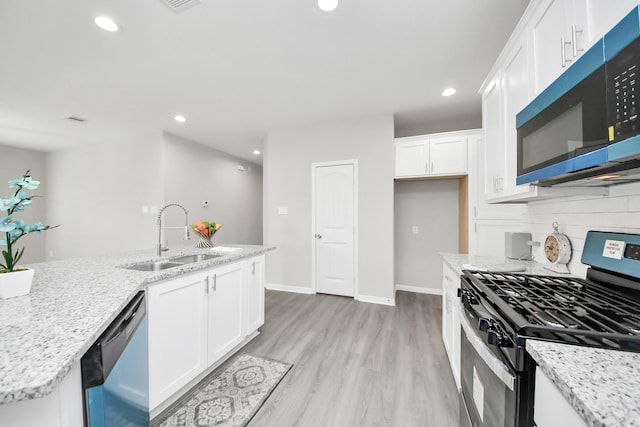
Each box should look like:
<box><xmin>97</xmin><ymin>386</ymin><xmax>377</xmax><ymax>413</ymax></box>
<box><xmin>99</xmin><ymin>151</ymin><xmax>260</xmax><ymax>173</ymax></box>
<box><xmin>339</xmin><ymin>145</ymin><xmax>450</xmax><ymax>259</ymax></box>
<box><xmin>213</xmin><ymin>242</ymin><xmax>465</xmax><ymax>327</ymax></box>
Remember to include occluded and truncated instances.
<box><xmin>460</xmin><ymin>309</ymin><xmax>517</xmax><ymax>391</ymax></box>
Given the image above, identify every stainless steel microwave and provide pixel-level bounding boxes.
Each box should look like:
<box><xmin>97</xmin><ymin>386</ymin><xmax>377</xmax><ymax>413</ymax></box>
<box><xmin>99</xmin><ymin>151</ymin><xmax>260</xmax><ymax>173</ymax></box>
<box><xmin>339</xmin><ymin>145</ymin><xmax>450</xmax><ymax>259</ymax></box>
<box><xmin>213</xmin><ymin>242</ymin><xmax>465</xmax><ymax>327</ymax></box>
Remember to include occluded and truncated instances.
<box><xmin>516</xmin><ymin>6</ymin><xmax>640</xmax><ymax>187</ymax></box>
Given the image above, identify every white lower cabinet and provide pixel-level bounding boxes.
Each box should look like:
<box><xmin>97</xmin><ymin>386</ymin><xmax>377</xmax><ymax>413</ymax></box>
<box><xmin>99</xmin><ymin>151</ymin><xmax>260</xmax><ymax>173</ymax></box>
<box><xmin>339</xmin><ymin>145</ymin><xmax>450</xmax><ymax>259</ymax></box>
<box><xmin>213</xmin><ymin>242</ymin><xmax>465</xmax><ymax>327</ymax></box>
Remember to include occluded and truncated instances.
<box><xmin>148</xmin><ymin>256</ymin><xmax>265</xmax><ymax>411</ymax></box>
<box><xmin>246</xmin><ymin>255</ymin><xmax>265</xmax><ymax>333</ymax></box>
<box><xmin>535</xmin><ymin>369</ymin><xmax>587</xmax><ymax>427</ymax></box>
<box><xmin>207</xmin><ymin>261</ymin><xmax>246</xmax><ymax>365</ymax></box>
<box><xmin>441</xmin><ymin>262</ymin><xmax>461</xmax><ymax>390</ymax></box>
<box><xmin>148</xmin><ymin>271</ymin><xmax>209</xmax><ymax>409</ymax></box>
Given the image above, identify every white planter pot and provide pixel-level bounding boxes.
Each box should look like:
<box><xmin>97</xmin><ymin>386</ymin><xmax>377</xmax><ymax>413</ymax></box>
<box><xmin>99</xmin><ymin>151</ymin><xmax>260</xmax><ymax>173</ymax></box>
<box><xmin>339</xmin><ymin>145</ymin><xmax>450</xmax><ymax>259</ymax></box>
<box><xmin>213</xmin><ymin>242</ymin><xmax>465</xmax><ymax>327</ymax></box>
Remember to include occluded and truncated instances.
<box><xmin>0</xmin><ymin>268</ymin><xmax>35</xmax><ymax>299</ymax></box>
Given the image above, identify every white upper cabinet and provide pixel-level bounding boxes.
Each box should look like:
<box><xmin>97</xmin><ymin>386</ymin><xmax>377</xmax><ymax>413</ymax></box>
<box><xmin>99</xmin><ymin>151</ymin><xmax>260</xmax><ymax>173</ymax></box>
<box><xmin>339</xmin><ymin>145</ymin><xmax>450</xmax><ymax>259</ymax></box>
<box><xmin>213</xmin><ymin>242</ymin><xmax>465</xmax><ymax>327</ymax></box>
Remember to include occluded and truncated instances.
<box><xmin>530</xmin><ymin>0</ymin><xmax>594</xmax><ymax>95</ymax></box>
<box><xmin>430</xmin><ymin>136</ymin><xmax>468</xmax><ymax>175</ymax></box>
<box><xmin>480</xmin><ymin>0</ymin><xmax>636</xmax><ymax>203</ymax></box>
<box><xmin>394</xmin><ymin>132</ymin><xmax>468</xmax><ymax>179</ymax></box>
<box><xmin>585</xmin><ymin>0</ymin><xmax>639</xmax><ymax>53</ymax></box>
<box><xmin>395</xmin><ymin>138</ymin><xmax>429</xmax><ymax>177</ymax></box>
<box><xmin>482</xmin><ymin>33</ymin><xmax>538</xmax><ymax>202</ymax></box>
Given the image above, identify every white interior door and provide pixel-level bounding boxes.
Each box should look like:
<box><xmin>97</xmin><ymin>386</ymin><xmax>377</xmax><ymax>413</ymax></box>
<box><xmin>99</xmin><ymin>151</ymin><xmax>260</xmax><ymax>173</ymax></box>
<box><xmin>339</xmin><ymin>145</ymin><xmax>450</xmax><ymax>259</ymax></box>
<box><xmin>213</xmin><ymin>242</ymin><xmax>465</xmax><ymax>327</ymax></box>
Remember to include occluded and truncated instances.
<box><xmin>313</xmin><ymin>162</ymin><xmax>356</xmax><ymax>297</ymax></box>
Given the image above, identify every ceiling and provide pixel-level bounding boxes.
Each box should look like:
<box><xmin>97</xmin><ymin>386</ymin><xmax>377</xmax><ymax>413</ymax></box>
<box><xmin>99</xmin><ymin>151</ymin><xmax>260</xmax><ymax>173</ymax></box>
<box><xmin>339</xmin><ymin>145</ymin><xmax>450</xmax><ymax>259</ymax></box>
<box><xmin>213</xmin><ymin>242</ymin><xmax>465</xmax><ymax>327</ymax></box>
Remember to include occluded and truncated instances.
<box><xmin>0</xmin><ymin>0</ymin><xmax>529</xmax><ymax>164</ymax></box>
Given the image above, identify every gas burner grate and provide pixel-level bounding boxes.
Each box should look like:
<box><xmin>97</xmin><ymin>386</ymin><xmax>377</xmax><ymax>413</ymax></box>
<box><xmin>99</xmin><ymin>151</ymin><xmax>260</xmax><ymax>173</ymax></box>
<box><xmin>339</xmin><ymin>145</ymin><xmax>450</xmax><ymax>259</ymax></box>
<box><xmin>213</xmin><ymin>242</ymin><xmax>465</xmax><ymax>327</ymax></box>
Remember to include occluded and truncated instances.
<box><xmin>464</xmin><ymin>270</ymin><xmax>640</xmax><ymax>351</ymax></box>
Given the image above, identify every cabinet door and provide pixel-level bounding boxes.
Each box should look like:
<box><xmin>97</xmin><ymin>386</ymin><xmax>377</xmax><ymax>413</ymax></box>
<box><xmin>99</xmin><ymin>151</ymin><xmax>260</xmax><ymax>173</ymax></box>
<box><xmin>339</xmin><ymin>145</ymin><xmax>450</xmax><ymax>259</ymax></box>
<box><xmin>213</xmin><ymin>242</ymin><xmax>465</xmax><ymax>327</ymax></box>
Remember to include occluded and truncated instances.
<box><xmin>531</xmin><ymin>0</ymin><xmax>574</xmax><ymax>94</ymax></box>
<box><xmin>148</xmin><ymin>272</ymin><xmax>208</xmax><ymax>409</ymax></box>
<box><xmin>430</xmin><ymin>136</ymin><xmax>467</xmax><ymax>175</ymax></box>
<box><xmin>482</xmin><ymin>76</ymin><xmax>506</xmax><ymax>198</ymax></box>
<box><xmin>502</xmin><ymin>39</ymin><xmax>534</xmax><ymax>197</ymax></box>
<box><xmin>442</xmin><ymin>263</ymin><xmax>461</xmax><ymax>390</ymax></box>
<box><xmin>246</xmin><ymin>256</ymin><xmax>265</xmax><ymax>334</ymax></box>
<box><xmin>208</xmin><ymin>261</ymin><xmax>246</xmax><ymax>365</ymax></box>
<box><xmin>395</xmin><ymin>139</ymin><xmax>429</xmax><ymax>177</ymax></box>
<box><xmin>585</xmin><ymin>0</ymin><xmax>638</xmax><ymax>45</ymax></box>
<box><xmin>535</xmin><ymin>369</ymin><xmax>587</xmax><ymax>427</ymax></box>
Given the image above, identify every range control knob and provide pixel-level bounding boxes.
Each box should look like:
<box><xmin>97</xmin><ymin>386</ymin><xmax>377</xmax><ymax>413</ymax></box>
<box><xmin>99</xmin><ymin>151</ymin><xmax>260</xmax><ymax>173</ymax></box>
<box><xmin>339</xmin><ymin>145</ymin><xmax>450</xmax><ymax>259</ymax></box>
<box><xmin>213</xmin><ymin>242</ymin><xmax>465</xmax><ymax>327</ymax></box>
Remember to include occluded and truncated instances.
<box><xmin>478</xmin><ymin>318</ymin><xmax>491</xmax><ymax>332</ymax></box>
<box><xmin>458</xmin><ymin>289</ymin><xmax>478</xmax><ymax>305</ymax></box>
<box><xmin>487</xmin><ymin>329</ymin><xmax>508</xmax><ymax>347</ymax></box>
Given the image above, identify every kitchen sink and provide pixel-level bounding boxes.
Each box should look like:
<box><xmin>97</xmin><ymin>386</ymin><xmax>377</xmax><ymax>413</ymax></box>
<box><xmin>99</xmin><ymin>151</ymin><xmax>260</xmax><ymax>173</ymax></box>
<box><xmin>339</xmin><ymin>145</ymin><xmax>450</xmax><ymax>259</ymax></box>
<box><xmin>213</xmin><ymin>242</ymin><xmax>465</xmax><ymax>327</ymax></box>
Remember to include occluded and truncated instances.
<box><xmin>124</xmin><ymin>261</ymin><xmax>185</xmax><ymax>271</ymax></box>
<box><xmin>171</xmin><ymin>253</ymin><xmax>222</xmax><ymax>263</ymax></box>
<box><xmin>121</xmin><ymin>253</ymin><xmax>222</xmax><ymax>271</ymax></box>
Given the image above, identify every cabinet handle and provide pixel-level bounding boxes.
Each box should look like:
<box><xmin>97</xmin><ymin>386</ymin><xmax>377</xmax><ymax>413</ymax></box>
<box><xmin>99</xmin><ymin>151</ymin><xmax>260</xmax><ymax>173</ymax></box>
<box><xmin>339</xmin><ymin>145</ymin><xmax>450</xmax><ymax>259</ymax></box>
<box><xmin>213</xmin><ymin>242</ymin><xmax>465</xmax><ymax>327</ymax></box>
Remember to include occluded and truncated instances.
<box><xmin>431</xmin><ymin>162</ymin><xmax>434</xmax><ymax>174</ymax></box>
<box><xmin>425</xmin><ymin>162</ymin><xmax>429</xmax><ymax>173</ymax></box>
<box><xmin>252</xmin><ymin>261</ymin><xmax>256</xmax><ymax>275</ymax></box>
<box><xmin>561</xmin><ymin>36</ymin><xmax>572</xmax><ymax>68</ymax></box>
<box><xmin>205</xmin><ymin>276</ymin><xmax>209</xmax><ymax>293</ymax></box>
<box><xmin>213</xmin><ymin>274</ymin><xmax>217</xmax><ymax>292</ymax></box>
<box><xmin>571</xmin><ymin>24</ymin><xmax>583</xmax><ymax>57</ymax></box>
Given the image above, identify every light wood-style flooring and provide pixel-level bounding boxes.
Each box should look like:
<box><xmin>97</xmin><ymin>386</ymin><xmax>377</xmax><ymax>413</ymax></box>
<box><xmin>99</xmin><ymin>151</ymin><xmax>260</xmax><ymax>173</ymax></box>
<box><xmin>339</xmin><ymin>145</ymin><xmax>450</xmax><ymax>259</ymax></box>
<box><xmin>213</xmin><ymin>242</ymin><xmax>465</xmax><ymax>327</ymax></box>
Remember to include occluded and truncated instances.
<box><xmin>243</xmin><ymin>290</ymin><xmax>459</xmax><ymax>427</ymax></box>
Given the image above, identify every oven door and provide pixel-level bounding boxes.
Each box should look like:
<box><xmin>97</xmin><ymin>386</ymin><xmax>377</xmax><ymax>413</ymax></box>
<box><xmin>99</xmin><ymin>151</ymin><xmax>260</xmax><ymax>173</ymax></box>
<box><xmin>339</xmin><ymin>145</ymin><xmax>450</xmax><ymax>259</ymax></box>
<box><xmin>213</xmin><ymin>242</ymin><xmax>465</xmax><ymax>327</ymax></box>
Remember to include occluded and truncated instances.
<box><xmin>459</xmin><ymin>310</ymin><xmax>519</xmax><ymax>427</ymax></box>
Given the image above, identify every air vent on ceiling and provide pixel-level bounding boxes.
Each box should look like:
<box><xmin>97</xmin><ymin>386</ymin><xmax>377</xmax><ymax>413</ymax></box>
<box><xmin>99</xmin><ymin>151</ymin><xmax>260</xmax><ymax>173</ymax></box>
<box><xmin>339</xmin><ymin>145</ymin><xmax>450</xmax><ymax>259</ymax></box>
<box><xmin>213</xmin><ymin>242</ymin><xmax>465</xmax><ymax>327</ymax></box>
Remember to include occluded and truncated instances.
<box><xmin>160</xmin><ymin>0</ymin><xmax>201</xmax><ymax>12</ymax></box>
<box><xmin>66</xmin><ymin>116</ymin><xmax>87</xmax><ymax>123</ymax></box>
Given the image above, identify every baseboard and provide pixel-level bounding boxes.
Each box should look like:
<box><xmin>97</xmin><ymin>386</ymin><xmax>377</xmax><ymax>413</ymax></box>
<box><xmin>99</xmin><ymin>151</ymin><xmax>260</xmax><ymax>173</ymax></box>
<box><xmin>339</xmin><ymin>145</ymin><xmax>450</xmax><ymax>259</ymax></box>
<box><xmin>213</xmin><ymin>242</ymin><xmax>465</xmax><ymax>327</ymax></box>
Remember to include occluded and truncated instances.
<box><xmin>265</xmin><ymin>282</ymin><xmax>315</xmax><ymax>295</ymax></box>
<box><xmin>355</xmin><ymin>294</ymin><xmax>395</xmax><ymax>306</ymax></box>
<box><xmin>395</xmin><ymin>284</ymin><xmax>443</xmax><ymax>296</ymax></box>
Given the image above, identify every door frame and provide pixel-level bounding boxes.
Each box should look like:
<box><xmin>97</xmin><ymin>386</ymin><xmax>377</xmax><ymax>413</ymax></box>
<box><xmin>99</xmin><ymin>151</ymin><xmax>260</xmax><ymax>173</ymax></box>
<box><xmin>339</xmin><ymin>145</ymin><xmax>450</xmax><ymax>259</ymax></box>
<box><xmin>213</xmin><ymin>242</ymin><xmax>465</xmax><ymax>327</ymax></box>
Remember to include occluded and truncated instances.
<box><xmin>311</xmin><ymin>159</ymin><xmax>359</xmax><ymax>297</ymax></box>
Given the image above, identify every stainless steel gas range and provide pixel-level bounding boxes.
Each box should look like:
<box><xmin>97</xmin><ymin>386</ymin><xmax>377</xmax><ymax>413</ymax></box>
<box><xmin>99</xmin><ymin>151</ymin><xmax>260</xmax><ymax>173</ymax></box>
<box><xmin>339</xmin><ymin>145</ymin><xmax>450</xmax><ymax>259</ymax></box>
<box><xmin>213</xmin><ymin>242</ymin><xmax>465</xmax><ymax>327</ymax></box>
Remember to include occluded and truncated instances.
<box><xmin>457</xmin><ymin>231</ymin><xmax>640</xmax><ymax>427</ymax></box>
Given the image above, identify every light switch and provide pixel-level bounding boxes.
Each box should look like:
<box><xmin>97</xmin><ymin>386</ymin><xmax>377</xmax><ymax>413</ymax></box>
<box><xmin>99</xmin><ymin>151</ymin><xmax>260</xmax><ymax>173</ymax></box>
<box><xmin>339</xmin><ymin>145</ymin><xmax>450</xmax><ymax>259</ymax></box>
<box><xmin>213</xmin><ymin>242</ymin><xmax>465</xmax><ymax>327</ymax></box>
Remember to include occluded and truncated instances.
<box><xmin>412</xmin><ymin>226</ymin><xmax>419</xmax><ymax>234</ymax></box>
<box><xmin>278</xmin><ymin>207</ymin><xmax>289</xmax><ymax>215</ymax></box>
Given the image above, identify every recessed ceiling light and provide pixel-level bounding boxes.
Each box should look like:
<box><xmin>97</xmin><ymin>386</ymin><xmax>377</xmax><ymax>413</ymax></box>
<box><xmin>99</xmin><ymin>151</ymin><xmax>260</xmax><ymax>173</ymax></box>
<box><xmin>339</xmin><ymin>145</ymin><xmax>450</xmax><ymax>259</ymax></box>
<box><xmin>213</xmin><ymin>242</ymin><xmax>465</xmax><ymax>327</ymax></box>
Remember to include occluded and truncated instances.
<box><xmin>317</xmin><ymin>0</ymin><xmax>339</xmax><ymax>12</ymax></box>
<box><xmin>253</xmin><ymin>150</ymin><xmax>261</xmax><ymax>155</ymax></box>
<box><xmin>442</xmin><ymin>87</ymin><xmax>457</xmax><ymax>97</ymax></box>
<box><xmin>174</xmin><ymin>115</ymin><xmax>186</xmax><ymax>123</ymax></box>
<box><xmin>94</xmin><ymin>16</ymin><xmax>119</xmax><ymax>32</ymax></box>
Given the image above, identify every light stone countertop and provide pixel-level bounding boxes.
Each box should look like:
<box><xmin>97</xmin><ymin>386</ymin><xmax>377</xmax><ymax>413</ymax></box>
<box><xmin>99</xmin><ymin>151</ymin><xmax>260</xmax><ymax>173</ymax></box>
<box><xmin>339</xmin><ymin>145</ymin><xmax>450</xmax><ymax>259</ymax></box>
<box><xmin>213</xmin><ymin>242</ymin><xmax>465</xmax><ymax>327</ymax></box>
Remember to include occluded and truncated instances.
<box><xmin>440</xmin><ymin>253</ymin><xmax>640</xmax><ymax>427</ymax></box>
<box><xmin>0</xmin><ymin>243</ymin><xmax>274</xmax><ymax>405</ymax></box>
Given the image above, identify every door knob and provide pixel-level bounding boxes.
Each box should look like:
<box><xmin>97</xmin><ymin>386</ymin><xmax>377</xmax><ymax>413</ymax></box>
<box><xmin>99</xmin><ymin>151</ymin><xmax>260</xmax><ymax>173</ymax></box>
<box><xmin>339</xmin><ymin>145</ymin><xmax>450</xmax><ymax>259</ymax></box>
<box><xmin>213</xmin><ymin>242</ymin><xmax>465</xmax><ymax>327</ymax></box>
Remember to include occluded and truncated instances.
<box><xmin>315</xmin><ymin>234</ymin><xmax>323</xmax><ymax>239</ymax></box>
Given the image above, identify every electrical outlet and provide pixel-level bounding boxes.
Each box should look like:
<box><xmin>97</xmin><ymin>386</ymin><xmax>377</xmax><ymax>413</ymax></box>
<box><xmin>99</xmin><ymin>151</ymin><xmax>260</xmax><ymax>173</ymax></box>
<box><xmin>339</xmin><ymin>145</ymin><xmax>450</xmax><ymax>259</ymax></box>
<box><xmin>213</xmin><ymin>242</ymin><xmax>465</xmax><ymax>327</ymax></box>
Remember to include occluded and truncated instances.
<box><xmin>203</xmin><ymin>200</ymin><xmax>209</xmax><ymax>207</ymax></box>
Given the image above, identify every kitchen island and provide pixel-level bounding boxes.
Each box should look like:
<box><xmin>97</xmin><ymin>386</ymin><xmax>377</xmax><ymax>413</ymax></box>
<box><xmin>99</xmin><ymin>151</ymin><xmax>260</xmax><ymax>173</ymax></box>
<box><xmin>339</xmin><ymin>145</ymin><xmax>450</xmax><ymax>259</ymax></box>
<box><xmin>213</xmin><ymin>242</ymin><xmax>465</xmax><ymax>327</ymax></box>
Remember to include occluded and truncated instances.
<box><xmin>441</xmin><ymin>253</ymin><xmax>640</xmax><ymax>427</ymax></box>
<box><xmin>0</xmin><ymin>244</ymin><xmax>273</xmax><ymax>417</ymax></box>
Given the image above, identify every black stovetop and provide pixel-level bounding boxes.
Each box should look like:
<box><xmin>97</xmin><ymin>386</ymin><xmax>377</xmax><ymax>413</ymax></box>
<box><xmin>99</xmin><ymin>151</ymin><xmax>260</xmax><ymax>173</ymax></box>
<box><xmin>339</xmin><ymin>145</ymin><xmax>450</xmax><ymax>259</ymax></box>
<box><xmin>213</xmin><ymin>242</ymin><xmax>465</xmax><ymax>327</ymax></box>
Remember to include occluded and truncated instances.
<box><xmin>462</xmin><ymin>270</ymin><xmax>640</xmax><ymax>353</ymax></box>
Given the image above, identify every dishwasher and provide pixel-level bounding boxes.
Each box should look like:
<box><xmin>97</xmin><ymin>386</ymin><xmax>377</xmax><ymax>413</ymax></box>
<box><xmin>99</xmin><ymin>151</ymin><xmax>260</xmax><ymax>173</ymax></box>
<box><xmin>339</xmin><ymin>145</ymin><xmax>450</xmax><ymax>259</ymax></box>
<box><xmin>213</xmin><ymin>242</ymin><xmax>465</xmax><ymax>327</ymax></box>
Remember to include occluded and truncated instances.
<box><xmin>81</xmin><ymin>291</ymin><xmax>149</xmax><ymax>427</ymax></box>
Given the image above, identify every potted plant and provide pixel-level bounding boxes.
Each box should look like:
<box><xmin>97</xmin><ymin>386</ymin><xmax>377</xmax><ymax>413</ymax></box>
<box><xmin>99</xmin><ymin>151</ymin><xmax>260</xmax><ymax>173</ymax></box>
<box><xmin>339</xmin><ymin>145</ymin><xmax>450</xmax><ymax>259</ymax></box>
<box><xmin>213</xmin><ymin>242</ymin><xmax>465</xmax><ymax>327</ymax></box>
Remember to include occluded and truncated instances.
<box><xmin>0</xmin><ymin>170</ymin><xmax>57</xmax><ymax>299</ymax></box>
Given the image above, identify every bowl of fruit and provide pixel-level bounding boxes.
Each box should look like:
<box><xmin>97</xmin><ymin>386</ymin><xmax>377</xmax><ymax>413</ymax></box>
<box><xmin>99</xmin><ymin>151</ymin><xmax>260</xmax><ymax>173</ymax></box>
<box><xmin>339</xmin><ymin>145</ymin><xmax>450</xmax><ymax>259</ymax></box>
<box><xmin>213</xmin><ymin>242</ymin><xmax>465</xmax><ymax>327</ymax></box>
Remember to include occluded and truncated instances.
<box><xmin>191</xmin><ymin>221</ymin><xmax>222</xmax><ymax>248</ymax></box>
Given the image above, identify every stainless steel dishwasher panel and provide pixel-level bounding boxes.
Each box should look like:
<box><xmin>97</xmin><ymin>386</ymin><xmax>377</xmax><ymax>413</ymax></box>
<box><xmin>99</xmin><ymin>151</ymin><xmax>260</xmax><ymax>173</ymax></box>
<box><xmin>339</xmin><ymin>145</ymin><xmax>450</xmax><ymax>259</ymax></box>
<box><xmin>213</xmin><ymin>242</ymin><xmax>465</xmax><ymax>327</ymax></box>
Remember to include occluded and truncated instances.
<box><xmin>81</xmin><ymin>291</ymin><xmax>149</xmax><ymax>427</ymax></box>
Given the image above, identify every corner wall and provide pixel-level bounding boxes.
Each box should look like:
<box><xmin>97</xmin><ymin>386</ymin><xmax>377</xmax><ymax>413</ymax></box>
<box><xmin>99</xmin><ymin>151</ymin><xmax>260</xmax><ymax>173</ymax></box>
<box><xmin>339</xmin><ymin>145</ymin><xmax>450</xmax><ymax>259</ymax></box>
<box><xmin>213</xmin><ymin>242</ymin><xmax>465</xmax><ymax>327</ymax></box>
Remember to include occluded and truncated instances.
<box><xmin>162</xmin><ymin>133</ymin><xmax>263</xmax><ymax>246</ymax></box>
<box><xmin>45</xmin><ymin>133</ymin><xmax>164</xmax><ymax>259</ymax></box>
<box><xmin>264</xmin><ymin>115</ymin><xmax>395</xmax><ymax>304</ymax></box>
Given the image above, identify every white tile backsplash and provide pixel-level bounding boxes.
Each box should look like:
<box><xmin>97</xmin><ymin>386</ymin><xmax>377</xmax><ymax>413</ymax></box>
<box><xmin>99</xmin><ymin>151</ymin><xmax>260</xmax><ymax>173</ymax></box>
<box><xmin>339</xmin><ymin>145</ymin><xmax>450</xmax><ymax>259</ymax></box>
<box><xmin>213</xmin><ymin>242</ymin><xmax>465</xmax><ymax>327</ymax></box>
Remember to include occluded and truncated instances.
<box><xmin>523</xmin><ymin>181</ymin><xmax>640</xmax><ymax>278</ymax></box>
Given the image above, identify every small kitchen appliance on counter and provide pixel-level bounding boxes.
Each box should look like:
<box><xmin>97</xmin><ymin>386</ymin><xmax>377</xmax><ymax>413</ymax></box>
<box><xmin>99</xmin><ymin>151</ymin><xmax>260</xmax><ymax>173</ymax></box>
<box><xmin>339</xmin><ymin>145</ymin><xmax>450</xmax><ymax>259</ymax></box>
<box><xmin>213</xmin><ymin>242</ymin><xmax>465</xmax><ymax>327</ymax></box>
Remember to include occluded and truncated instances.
<box><xmin>458</xmin><ymin>231</ymin><xmax>640</xmax><ymax>427</ymax></box>
<box><xmin>505</xmin><ymin>232</ymin><xmax>532</xmax><ymax>260</ymax></box>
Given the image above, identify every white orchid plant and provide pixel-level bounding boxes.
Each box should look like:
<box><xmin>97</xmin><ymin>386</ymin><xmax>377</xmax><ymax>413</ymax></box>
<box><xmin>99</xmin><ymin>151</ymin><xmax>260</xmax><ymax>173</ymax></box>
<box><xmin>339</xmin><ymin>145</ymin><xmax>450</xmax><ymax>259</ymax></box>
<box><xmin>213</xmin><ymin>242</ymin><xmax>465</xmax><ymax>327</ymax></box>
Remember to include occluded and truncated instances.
<box><xmin>0</xmin><ymin>170</ymin><xmax>57</xmax><ymax>273</ymax></box>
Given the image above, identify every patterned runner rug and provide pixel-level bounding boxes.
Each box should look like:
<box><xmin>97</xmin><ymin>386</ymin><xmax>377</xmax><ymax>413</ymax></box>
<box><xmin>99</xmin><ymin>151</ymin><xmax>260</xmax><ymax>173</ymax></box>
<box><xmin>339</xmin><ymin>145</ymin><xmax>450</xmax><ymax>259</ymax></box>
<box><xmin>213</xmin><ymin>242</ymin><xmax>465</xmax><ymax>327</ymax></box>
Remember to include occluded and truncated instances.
<box><xmin>151</xmin><ymin>354</ymin><xmax>292</xmax><ymax>427</ymax></box>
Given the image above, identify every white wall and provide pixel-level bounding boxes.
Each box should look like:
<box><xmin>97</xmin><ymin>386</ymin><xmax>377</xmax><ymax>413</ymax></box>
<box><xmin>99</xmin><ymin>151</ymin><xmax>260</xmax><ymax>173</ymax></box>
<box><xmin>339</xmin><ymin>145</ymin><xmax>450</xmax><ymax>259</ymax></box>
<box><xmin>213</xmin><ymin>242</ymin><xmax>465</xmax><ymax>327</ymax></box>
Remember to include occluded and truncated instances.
<box><xmin>162</xmin><ymin>133</ymin><xmax>263</xmax><ymax>247</ymax></box>
<box><xmin>522</xmin><ymin>182</ymin><xmax>640</xmax><ymax>278</ymax></box>
<box><xmin>264</xmin><ymin>115</ymin><xmax>395</xmax><ymax>304</ymax></box>
<box><xmin>45</xmin><ymin>134</ymin><xmax>164</xmax><ymax>259</ymax></box>
<box><xmin>0</xmin><ymin>145</ymin><xmax>47</xmax><ymax>264</ymax></box>
<box><xmin>395</xmin><ymin>179</ymin><xmax>459</xmax><ymax>293</ymax></box>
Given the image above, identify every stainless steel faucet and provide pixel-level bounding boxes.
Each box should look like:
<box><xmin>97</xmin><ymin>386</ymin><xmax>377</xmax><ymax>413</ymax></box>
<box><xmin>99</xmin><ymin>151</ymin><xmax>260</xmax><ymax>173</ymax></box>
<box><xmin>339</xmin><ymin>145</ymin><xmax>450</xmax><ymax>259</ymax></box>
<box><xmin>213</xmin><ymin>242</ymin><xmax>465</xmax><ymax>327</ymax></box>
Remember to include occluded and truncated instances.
<box><xmin>157</xmin><ymin>203</ymin><xmax>190</xmax><ymax>256</ymax></box>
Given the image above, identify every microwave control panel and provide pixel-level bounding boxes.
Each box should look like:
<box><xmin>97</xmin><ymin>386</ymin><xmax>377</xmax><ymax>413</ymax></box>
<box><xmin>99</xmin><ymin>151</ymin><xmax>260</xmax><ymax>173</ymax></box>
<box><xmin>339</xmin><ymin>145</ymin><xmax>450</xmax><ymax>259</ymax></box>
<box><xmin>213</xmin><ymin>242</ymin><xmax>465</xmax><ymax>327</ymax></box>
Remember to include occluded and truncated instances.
<box><xmin>608</xmin><ymin>37</ymin><xmax>639</xmax><ymax>142</ymax></box>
